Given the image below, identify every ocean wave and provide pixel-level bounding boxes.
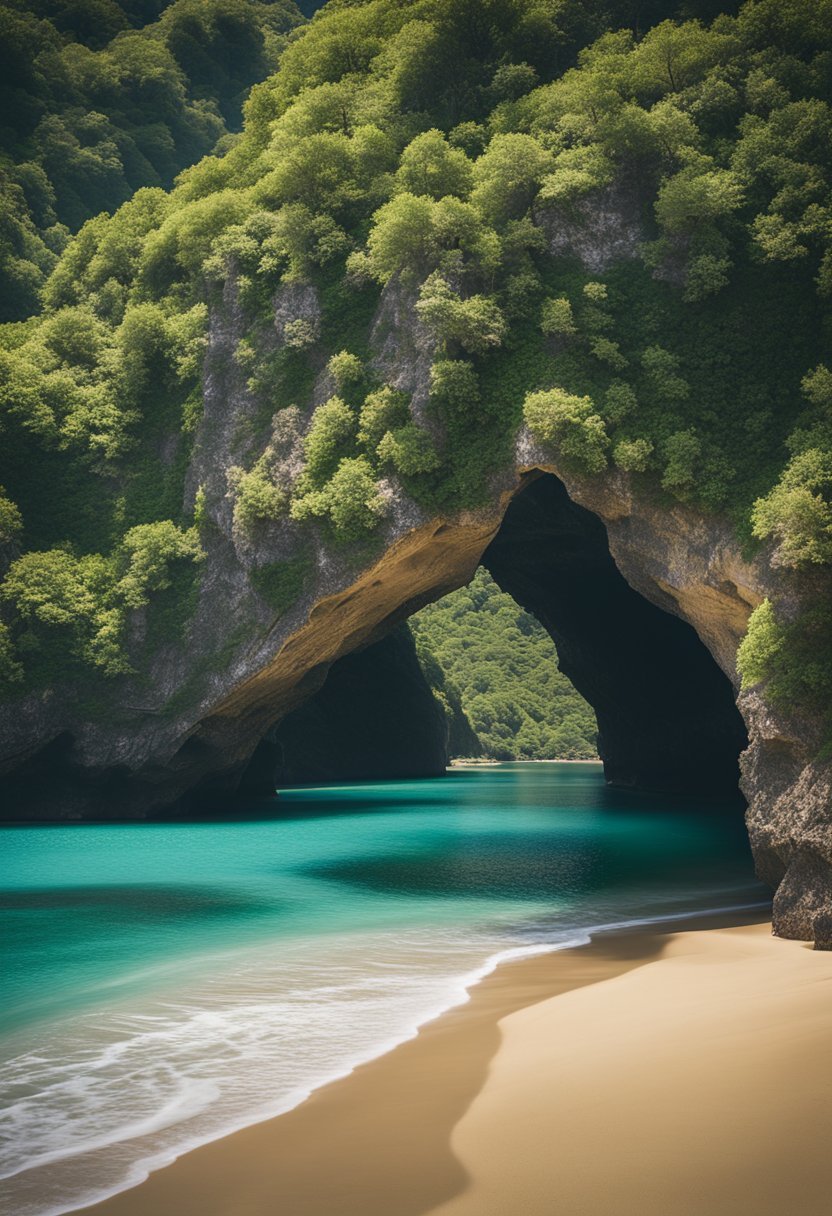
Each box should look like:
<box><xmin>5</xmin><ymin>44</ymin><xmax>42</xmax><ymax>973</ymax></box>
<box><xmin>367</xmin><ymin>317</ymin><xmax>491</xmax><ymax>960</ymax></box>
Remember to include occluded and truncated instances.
<box><xmin>0</xmin><ymin>895</ymin><xmax>767</xmax><ymax>1216</ymax></box>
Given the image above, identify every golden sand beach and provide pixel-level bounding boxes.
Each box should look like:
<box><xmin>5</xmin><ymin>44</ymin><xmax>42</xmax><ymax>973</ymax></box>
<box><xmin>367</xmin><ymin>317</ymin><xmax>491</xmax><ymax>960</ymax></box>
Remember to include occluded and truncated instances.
<box><xmin>83</xmin><ymin>913</ymin><xmax>832</xmax><ymax>1216</ymax></box>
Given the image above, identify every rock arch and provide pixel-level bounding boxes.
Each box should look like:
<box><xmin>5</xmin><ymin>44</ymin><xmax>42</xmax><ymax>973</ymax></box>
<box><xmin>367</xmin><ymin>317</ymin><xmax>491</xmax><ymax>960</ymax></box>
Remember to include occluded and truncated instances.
<box><xmin>1</xmin><ymin>449</ymin><xmax>828</xmax><ymax>940</ymax></box>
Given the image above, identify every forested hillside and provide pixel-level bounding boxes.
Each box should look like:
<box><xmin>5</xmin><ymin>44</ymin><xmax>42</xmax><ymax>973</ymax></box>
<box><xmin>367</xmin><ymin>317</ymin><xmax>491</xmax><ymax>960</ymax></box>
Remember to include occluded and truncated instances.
<box><xmin>411</xmin><ymin>568</ymin><xmax>598</xmax><ymax>759</ymax></box>
<box><xmin>0</xmin><ymin>0</ymin><xmax>304</xmax><ymax>320</ymax></box>
<box><xmin>0</xmin><ymin>0</ymin><xmax>830</xmax><ymax>749</ymax></box>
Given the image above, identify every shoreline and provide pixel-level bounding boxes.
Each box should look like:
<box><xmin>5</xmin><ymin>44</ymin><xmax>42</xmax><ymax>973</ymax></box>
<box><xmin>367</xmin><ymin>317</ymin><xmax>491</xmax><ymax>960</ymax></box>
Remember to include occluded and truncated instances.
<box><xmin>75</xmin><ymin>902</ymin><xmax>832</xmax><ymax>1216</ymax></box>
<box><xmin>448</xmin><ymin>757</ymin><xmax>602</xmax><ymax>766</ymax></box>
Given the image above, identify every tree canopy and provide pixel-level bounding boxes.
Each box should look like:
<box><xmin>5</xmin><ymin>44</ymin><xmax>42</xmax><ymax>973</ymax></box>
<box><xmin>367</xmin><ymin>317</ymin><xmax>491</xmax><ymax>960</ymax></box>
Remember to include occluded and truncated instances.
<box><xmin>0</xmin><ymin>0</ymin><xmax>303</xmax><ymax>320</ymax></box>
<box><xmin>0</xmin><ymin>0</ymin><xmax>830</xmax><ymax>736</ymax></box>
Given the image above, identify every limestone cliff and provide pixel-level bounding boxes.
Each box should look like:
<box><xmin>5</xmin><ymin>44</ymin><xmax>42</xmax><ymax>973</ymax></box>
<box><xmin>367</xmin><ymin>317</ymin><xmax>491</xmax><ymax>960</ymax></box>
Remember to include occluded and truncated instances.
<box><xmin>0</xmin><ymin>205</ymin><xmax>829</xmax><ymax>946</ymax></box>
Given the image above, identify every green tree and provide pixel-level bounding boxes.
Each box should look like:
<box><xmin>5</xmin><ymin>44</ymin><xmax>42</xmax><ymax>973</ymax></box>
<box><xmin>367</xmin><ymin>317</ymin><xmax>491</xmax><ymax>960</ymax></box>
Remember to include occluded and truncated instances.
<box><xmin>116</xmin><ymin>522</ymin><xmax>203</xmax><ymax>609</ymax></box>
<box><xmin>661</xmin><ymin>429</ymin><xmax>701</xmax><ymax>494</ymax></box>
<box><xmin>614</xmin><ymin>437</ymin><xmax>653</xmax><ymax>472</ymax></box>
<box><xmin>327</xmin><ymin>350</ymin><xmax>363</xmax><ymax>390</ymax></box>
<box><xmin>524</xmin><ymin>388</ymin><xmax>609</xmax><ymax>473</ymax></box>
<box><xmin>471</xmin><ymin>133</ymin><xmax>553</xmax><ymax>225</ymax></box>
<box><xmin>416</xmin><ymin>273</ymin><xmax>506</xmax><ymax>355</ymax></box>
<box><xmin>751</xmin><ymin>449</ymin><xmax>832</xmax><ymax>567</ymax></box>
<box><xmin>540</xmin><ymin>296</ymin><xmax>576</xmax><ymax>337</ymax></box>
<box><xmin>737</xmin><ymin>599</ymin><xmax>784</xmax><ymax>689</ymax></box>
<box><xmin>291</xmin><ymin>456</ymin><xmax>385</xmax><ymax>540</ymax></box>
<box><xmin>395</xmin><ymin>130</ymin><xmax>473</xmax><ymax>200</ymax></box>
<box><xmin>0</xmin><ymin>488</ymin><xmax>22</xmax><ymax>544</ymax></box>
<box><xmin>358</xmin><ymin>385</ymin><xmax>409</xmax><ymax>449</ymax></box>
<box><xmin>376</xmin><ymin>424</ymin><xmax>440</xmax><ymax>475</ymax></box>
<box><xmin>302</xmin><ymin>396</ymin><xmax>356</xmax><ymax>486</ymax></box>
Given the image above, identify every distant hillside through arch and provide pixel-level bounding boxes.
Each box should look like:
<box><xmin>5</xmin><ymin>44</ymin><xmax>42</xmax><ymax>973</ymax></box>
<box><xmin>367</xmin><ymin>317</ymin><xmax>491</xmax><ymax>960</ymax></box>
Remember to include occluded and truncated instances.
<box><xmin>411</xmin><ymin>567</ymin><xmax>598</xmax><ymax>761</ymax></box>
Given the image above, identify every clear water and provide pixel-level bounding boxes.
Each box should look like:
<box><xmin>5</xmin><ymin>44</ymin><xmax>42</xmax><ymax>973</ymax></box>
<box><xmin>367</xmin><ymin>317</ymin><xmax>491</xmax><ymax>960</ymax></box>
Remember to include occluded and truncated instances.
<box><xmin>0</xmin><ymin>762</ymin><xmax>768</xmax><ymax>1215</ymax></box>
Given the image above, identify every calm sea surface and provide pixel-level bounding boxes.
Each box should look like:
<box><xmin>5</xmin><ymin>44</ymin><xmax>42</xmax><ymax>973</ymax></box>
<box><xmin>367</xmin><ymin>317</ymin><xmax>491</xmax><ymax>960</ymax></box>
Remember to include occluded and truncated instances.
<box><xmin>0</xmin><ymin>762</ymin><xmax>767</xmax><ymax>1215</ymax></box>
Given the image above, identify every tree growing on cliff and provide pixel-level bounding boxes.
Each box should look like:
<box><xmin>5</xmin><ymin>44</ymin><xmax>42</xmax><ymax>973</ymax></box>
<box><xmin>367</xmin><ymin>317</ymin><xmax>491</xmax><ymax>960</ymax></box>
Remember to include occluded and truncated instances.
<box><xmin>524</xmin><ymin>388</ymin><xmax>609</xmax><ymax>474</ymax></box>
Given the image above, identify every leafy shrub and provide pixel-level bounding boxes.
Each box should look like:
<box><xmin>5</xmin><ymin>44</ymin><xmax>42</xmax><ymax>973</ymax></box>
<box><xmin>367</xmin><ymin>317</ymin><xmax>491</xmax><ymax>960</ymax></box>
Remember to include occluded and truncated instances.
<box><xmin>540</xmin><ymin>296</ymin><xmax>576</xmax><ymax>337</ymax></box>
<box><xmin>0</xmin><ymin>548</ymin><xmax>125</xmax><ymax>675</ymax></box>
<box><xmin>582</xmin><ymin>282</ymin><xmax>608</xmax><ymax>303</ymax></box>
<box><xmin>0</xmin><ymin>490</ymin><xmax>22</xmax><ymax>544</ymax></box>
<box><xmin>229</xmin><ymin>463</ymin><xmax>288</xmax><ymax>534</ymax></box>
<box><xmin>655</xmin><ymin>167</ymin><xmax>744</xmax><ymax>236</ymax></box>
<box><xmin>642</xmin><ymin>345</ymin><xmax>690</xmax><ymax>403</ymax></box>
<box><xmin>283</xmin><ymin>318</ymin><xmax>319</xmax><ymax>349</ymax></box>
<box><xmin>302</xmin><ymin>397</ymin><xmax>356</xmax><ymax>485</ymax></box>
<box><xmin>377</xmin><ymin>424</ymin><xmax>440</xmax><ymax>475</ymax></box>
<box><xmin>429</xmin><ymin>360</ymin><xmax>480</xmax><ymax>411</ymax></box>
<box><xmin>2</xmin><ymin>549</ymin><xmax>102</xmax><ymax>629</ymax></box>
<box><xmin>539</xmin><ymin>145</ymin><xmax>615</xmax><ymax>206</ymax></box>
<box><xmin>358</xmin><ymin>386</ymin><xmax>410</xmax><ymax>449</ymax></box>
<box><xmin>524</xmin><ymin>388</ymin><xmax>609</xmax><ymax>473</ymax></box>
<box><xmin>614</xmin><ymin>438</ymin><xmax>653</xmax><ymax>472</ymax></box>
<box><xmin>589</xmin><ymin>336</ymin><xmax>628</xmax><ymax>369</ymax></box>
<box><xmin>751</xmin><ymin>449</ymin><xmax>832</xmax><ymax>567</ymax></box>
<box><xmin>291</xmin><ymin>457</ymin><xmax>385</xmax><ymax>541</ymax></box>
<box><xmin>661</xmin><ymin>429</ymin><xmax>702</xmax><ymax>494</ymax></box>
<box><xmin>116</xmin><ymin>523</ymin><xmax>203</xmax><ymax>611</ymax></box>
<box><xmin>684</xmin><ymin>253</ymin><xmax>732</xmax><ymax>301</ymax></box>
<box><xmin>327</xmin><ymin>351</ymin><xmax>363</xmax><ymax>390</ymax></box>
<box><xmin>802</xmin><ymin>365</ymin><xmax>832</xmax><ymax>413</ymax></box>
<box><xmin>603</xmin><ymin>380</ymin><xmax>638</xmax><ymax>423</ymax></box>
<box><xmin>738</xmin><ymin>599</ymin><xmax>784</xmax><ymax>689</ymax></box>
<box><xmin>416</xmin><ymin>274</ymin><xmax>506</xmax><ymax>355</ymax></box>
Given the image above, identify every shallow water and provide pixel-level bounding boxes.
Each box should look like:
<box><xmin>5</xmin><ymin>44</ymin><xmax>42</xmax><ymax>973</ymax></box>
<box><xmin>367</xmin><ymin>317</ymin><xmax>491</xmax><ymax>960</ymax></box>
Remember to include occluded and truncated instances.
<box><xmin>0</xmin><ymin>762</ymin><xmax>767</xmax><ymax>1215</ymax></box>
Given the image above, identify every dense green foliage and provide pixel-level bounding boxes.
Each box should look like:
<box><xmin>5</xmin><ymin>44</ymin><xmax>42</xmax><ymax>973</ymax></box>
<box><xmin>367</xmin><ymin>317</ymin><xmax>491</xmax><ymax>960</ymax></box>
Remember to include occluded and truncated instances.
<box><xmin>0</xmin><ymin>0</ymin><xmax>830</xmax><ymax>738</ymax></box>
<box><xmin>0</xmin><ymin>0</ymin><xmax>303</xmax><ymax>320</ymax></box>
<box><xmin>411</xmin><ymin>567</ymin><xmax>598</xmax><ymax>759</ymax></box>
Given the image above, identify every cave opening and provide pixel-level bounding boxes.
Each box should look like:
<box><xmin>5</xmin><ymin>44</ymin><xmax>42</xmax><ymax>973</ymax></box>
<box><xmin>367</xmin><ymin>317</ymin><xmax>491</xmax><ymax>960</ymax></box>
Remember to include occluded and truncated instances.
<box><xmin>252</xmin><ymin>472</ymin><xmax>748</xmax><ymax>800</ymax></box>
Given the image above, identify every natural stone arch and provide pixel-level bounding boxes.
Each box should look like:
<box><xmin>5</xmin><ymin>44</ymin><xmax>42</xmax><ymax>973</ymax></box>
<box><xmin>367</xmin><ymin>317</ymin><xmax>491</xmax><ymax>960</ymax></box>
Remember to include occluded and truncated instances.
<box><xmin>1</xmin><ymin>444</ymin><xmax>828</xmax><ymax>941</ymax></box>
<box><xmin>262</xmin><ymin>471</ymin><xmax>748</xmax><ymax>796</ymax></box>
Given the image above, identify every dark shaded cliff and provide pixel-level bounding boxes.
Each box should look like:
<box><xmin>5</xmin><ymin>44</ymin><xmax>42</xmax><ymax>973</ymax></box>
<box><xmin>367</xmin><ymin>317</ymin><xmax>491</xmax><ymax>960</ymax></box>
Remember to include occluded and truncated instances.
<box><xmin>243</xmin><ymin>625</ymin><xmax>450</xmax><ymax>787</ymax></box>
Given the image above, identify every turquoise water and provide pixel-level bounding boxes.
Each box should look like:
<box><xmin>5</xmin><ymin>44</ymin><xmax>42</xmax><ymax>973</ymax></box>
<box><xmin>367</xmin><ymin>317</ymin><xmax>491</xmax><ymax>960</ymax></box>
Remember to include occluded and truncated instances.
<box><xmin>0</xmin><ymin>763</ymin><xmax>767</xmax><ymax>1215</ymax></box>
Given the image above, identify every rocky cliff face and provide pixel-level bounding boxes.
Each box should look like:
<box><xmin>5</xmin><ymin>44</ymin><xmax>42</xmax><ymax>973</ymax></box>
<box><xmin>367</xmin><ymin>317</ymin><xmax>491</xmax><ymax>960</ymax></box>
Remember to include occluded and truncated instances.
<box><xmin>1</xmin><ymin>206</ymin><xmax>829</xmax><ymax>944</ymax></box>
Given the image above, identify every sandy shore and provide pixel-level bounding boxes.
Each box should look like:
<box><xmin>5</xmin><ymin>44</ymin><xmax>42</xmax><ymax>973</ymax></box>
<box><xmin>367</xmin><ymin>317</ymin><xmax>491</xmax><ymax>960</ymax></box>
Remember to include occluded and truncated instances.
<box><xmin>83</xmin><ymin>910</ymin><xmax>832</xmax><ymax>1216</ymax></box>
<box><xmin>448</xmin><ymin>757</ymin><xmax>602</xmax><ymax>766</ymax></box>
